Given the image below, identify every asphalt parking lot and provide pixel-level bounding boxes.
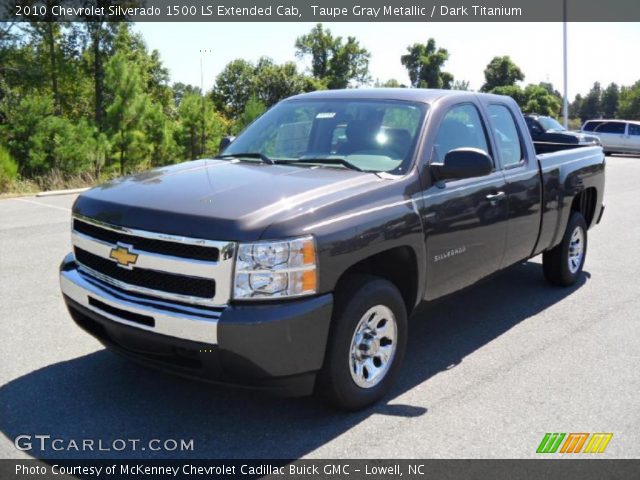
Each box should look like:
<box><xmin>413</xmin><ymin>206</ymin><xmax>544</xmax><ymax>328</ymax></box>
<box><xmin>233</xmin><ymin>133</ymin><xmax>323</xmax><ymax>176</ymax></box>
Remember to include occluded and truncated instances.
<box><xmin>1</xmin><ymin>155</ymin><xmax>639</xmax><ymax>460</ymax></box>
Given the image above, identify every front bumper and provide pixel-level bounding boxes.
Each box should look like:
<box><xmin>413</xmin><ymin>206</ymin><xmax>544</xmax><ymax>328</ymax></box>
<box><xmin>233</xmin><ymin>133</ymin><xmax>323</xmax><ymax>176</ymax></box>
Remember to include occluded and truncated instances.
<box><xmin>60</xmin><ymin>254</ymin><xmax>333</xmax><ymax>396</ymax></box>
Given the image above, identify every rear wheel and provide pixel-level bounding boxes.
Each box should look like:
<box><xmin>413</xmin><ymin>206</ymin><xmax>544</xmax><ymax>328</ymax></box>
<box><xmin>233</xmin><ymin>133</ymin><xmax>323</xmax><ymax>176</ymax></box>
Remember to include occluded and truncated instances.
<box><xmin>543</xmin><ymin>212</ymin><xmax>588</xmax><ymax>286</ymax></box>
<box><xmin>318</xmin><ymin>275</ymin><xmax>407</xmax><ymax>411</ymax></box>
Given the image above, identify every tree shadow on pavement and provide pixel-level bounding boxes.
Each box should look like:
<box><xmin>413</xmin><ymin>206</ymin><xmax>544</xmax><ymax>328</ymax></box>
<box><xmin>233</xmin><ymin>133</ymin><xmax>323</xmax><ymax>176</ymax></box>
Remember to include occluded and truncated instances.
<box><xmin>0</xmin><ymin>261</ymin><xmax>588</xmax><ymax>459</ymax></box>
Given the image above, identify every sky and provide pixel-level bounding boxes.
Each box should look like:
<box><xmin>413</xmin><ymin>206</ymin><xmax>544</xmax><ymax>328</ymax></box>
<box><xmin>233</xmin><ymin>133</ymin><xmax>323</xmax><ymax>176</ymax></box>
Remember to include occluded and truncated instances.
<box><xmin>134</xmin><ymin>22</ymin><xmax>640</xmax><ymax>98</ymax></box>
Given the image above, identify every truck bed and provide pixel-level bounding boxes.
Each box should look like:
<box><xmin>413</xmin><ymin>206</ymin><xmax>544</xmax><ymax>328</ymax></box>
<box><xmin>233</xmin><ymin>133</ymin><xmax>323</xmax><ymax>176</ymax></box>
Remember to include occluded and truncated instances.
<box><xmin>532</xmin><ymin>141</ymin><xmax>596</xmax><ymax>155</ymax></box>
<box><xmin>534</xmin><ymin>146</ymin><xmax>606</xmax><ymax>256</ymax></box>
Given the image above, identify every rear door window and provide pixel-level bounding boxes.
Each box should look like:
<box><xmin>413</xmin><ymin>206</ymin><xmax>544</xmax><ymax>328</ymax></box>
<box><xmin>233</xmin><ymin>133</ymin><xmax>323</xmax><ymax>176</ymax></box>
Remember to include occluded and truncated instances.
<box><xmin>433</xmin><ymin>104</ymin><xmax>491</xmax><ymax>164</ymax></box>
<box><xmin>595</xmin><ymin>122</ymin><xmax>626</xmax><ymax>134</ymax></box>
<box><xmin>487</xmin><ymin>104</ymin><xmax>524</xmax><ymax>168</ymax></box>
<box><xmin>628</xmin><ymin>124</ymin><xmax>640</xmax><ymax>136</ymax></box>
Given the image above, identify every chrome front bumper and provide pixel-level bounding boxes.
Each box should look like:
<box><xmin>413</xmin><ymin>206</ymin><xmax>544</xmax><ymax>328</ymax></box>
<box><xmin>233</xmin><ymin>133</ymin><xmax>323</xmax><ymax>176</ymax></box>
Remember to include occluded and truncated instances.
<box><xmin>59</xmin><ymin>254</ymin><xmax>221</xmax><ymax>344</ymax></box>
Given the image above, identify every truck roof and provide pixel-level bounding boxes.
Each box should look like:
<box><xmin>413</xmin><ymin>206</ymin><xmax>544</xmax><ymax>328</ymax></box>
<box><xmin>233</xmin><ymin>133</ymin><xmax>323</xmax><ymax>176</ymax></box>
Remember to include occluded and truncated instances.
<box><xmin>583</xmin><ymin>119</ymin><xmax>640</xmax><ymax>125</ymax></box>
<box><xmin>285</xmin><ymin>88</ymin><xmax>478</xmax><ymax>104</ymax></box>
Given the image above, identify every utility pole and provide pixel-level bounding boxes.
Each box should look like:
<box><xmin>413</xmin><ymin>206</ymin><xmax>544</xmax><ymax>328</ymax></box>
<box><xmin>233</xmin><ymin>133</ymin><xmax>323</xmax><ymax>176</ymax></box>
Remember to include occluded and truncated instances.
<box><xmin>563</xmin><ymin>0</ymin><xmax>569</xmax><ymax>129</ymax></box>
<box><xmin>200</xmin><ymin>51</ymin><xmax>206</xmax><ymax>156</ymax></box>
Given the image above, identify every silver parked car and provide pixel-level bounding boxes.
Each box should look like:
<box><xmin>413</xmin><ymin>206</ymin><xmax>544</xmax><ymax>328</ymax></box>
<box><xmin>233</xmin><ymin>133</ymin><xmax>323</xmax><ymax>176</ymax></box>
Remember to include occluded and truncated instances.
<box><xmin>581</xmin><ymin>119</ymin><xmax>640</xmax><ymax>154</ymax></box>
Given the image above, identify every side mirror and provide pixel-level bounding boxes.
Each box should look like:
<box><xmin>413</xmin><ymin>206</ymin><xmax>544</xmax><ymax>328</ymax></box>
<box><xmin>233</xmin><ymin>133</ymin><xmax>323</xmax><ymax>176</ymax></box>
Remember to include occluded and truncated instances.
<box><xmin>218</xmin><ymin>135</ymin><xmax>235</xmax><ymax>153</ymax></box>
<box><xmin>431</xmin><ymin>148</ymin><xmax>493</xmax><ymax>181</ymax></box>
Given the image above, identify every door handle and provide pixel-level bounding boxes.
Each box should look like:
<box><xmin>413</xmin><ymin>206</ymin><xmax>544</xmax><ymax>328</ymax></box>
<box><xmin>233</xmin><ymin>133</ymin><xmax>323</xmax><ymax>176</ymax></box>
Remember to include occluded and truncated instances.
<box><xmin>486</xmin><ymin>191</ymin><xmax>505</xmax><ymax>204</ymax></box>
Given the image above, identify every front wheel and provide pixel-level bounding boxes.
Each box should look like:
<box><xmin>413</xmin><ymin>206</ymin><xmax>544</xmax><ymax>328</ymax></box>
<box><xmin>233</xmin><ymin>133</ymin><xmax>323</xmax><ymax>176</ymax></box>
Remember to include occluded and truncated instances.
<box><xmin>543</xmin><ymin>212</ymin><xmax>588</xmax><ymax>286</ymax></box>
<box><xmin>317</xmin><ymin>275</ymin><xmax>408</xmax><ymax>411</ymax></box>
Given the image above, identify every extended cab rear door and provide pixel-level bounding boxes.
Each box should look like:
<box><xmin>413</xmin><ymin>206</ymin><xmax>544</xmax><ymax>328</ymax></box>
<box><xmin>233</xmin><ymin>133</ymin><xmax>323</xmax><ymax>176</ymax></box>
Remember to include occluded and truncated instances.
<box><xmin>595</xmin><ymin>121</ymin><xmax>627</xmax><ymax>151</ymax></box>
<box><xmin>419</xmin><ymin>101</ymin><xmax>509</xmax><ymax>300</ymax></box>
<box><xmin>480</xmin><ymin>99</ymin><xmax>542</xmax><ymax>268</ymax></box>
<box><xmin>625</xmin><ymin>123</ymin><xmax>640</xmax><ymax>152</ymax></box>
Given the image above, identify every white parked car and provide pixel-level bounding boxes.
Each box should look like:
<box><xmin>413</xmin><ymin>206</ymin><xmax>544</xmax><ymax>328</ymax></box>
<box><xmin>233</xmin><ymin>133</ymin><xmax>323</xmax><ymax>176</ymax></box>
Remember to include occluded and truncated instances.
<box><xmin>581</xmin><ymin>119</ymin><xmax>640</xmax><ymax>155</ymax></box>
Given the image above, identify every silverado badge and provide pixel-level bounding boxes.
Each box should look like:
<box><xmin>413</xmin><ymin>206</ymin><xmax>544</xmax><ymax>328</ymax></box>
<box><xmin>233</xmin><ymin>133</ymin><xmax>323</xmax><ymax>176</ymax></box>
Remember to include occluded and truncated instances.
<box><xmin>109</xmin><ymin>244</ymin><xmax>138</xmax><ymax>268</ymax></box>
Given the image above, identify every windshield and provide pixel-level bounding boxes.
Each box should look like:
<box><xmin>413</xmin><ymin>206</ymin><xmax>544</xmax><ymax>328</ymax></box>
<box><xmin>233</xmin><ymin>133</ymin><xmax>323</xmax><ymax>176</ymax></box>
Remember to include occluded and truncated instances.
<box><xmin>222</xmin><ymin>99</ymin><xmax>427</xmax><ymax>174</ymax></box>
<box><xmin>538</xmin><ymin>116</ymin><xmax>565</xmax><ymax>131</ymax></box>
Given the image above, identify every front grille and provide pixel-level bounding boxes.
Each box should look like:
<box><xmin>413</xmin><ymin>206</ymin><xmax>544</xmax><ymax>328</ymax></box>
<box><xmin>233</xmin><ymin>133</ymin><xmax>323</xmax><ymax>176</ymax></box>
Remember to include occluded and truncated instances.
<box><xmin>73</xmin><ymin>219</ymin><xmax>219</xmax><ymax>262</ymax></box>
<box><xmin>75</xmin><ymin>247</ymin><xmax>216</xmax><ymax>299</ymax></box>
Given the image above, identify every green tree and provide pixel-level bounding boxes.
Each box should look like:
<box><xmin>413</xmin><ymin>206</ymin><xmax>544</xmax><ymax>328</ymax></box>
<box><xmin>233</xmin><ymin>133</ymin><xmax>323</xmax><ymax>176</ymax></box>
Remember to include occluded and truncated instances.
<box><xmin>295</xmin><ymin>23</ymin><xmax>370</xmax><ymax>89</ymax></box>
<box><xmin>601</xmin><ymin>83</ymin><xmax>620</xmax><ymax>118</ymax></box>
<box><xmin>85</xmin><ymin>132</ymin><xmax>110</xmax><ymax>178</ymax></box>
<box><xmin>145</xmin><ymin>102</ymin><xmax>179</xmax><ymax>167</ymax></box>
<box><xmin>111</xmin><ymin>24</ymin><xmax>173</xmax><ymax>114</ymax></box>
<box><xmin>253</xmin><ymin>58</ymin><xmax>308</xmax><ymax>107</ymax></box>
<box><xmin>213</xmin><ymin>57</ymin><xmax>311</xmax><ymax>117</ymax></box>
<box><xmin>491</xmin><ymin>85</ymin><xmax>526</xmax><ymax>106</ymax></box>
<box><xmin>570</xmin><ymin>94</ymin><xmax>583</xmax><ymax>120</ymax></box>
<box><xmin>538</xmin><ymin>82</ymin><xmax>562</xmax><ymax>99</ymax></box>
<box><xmin>618</xmin><ymin>81</ymin><xmax>640</xmax><ymax>120</ymax></box>
<box><xmin>176</xmin><ymin>91</ymin><xmax>229</xmax><ymax>159</ymax></box>
<box><xmin>35</xmin><ymin>117</ymin><xmax>100</xmax><ymax>174</ymax></box>
<box><xmin>25</xmin><ymin>18</ymin><xmax>63</xmax><ymax>115</ymax></box>
<box><xmin>481</xmin><ymin>56</ymin><xmax>524</xmax><ymax>92</ymax></box>
<box><xmin>82</xmin><ymin>21</ymin><xmax>118</xmax><ymax>130</ymax></box>
<box><xmin>452</xmin><ymin>80</ymin><xmax>471</xmax><ymax>91</ymax></box>
<box><xmin>3</xmin><ymin>22</ymin><xmax>89</xmax><ymax>120</ymax></box>
<box><xmin>1</xmin><ymin>94</ymin><xmax>55</xmax><ymax>175</ymax></box>
<box><xmin>0</xmin><ymin>144</ymin><xmax>18</xmax><ymax>192</ymax></box>
<box><xmin>491</xmin><ymin>84</ymin><xmax>560</xmax><ymax>116</ymax></box>
<box><xmin>176</xmin><ymin>91</ymin><xmax>204</xmax><ymax>160</ymax></box>
<box><xmin>1</xmin><ymin>93</ymin><xmax>103</xmax><ymax>177</ymax></box>
<box><xmin>204</xmin><ymin>111</ymin><xmax>231</xmax><ymax>155</ymax></box>
<box><xmin>172</xmin><ymin>82</ymin><xmax>201</xmax><ymax>108</ymax></box>
<box><xmin>104</xmin><ymin>52</ymin><xmax>151</xmax><ymax>174</ymax></box>
<box><xmin>521</xmin><ymin>84</ymin><xmax>561</xmax><ymax>116</ymax></box>
<box><xmin>579</xmin><ymin>82</ymin><xmax>603</xmax><ymax>122</ymax></box>
<box><xmin>295</xmin><ymin>23</ymin><xmax>333</xmax><ymax>80</ymax></box>
<box><xmin>235</xmin><ymin>96</ymin><xmax>267</xmax><ymax>133</ymax></box>
<box><xmin>212</xmin><ymin>59</ymin><xmax>256</xmax><ymax>118</ymax></box>
<box><xmin>374</xmin><ymin>79</ymin><xmax>404</xmax><ymax>88</ymax></box>
<box><xmin>401</xmin><ymin>38</ymin><xmax>453</xmax><ymax>89</ymax></box>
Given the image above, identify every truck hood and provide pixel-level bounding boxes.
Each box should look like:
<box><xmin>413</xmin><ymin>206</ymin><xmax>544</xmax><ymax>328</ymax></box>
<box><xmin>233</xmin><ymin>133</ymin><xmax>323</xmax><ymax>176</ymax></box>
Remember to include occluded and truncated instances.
<box><xmin>73</xmin><ymin>159</ymin><xmax>383</xmax><ymax>241</ymax></box>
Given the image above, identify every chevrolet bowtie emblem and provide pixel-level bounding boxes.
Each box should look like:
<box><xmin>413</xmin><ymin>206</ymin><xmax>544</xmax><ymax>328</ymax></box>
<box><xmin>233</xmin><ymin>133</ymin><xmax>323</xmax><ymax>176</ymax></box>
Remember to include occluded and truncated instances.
<box><xmin>109</xmin><ymin>245</ymin><xmax>138</xmax><ymax>268</ymax></box>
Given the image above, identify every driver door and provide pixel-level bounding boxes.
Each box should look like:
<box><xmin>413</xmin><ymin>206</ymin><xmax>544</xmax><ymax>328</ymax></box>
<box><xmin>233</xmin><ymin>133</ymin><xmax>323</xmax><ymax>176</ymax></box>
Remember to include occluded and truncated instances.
<box><xmin>420</xmin><ymin>103</ymin><xmax>508</xmax><ymax>300</ymax></box>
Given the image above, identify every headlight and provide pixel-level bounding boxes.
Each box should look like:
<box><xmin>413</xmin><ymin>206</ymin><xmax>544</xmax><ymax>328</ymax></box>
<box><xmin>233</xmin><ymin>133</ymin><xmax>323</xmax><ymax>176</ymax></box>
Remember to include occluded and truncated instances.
<box><xmin>233</xmin><ymin>236</ymin><xmax>317</xmax><ymax>300</ymax></box>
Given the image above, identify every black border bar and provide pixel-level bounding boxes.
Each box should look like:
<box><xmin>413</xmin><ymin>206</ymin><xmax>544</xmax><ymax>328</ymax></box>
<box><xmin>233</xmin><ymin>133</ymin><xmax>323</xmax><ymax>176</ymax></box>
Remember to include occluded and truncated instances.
<box><xmin>3</xmin><ymin>459</ymin><xmax>640</xmax><ymax>480</ymax></box>
<box><xmin>3</xmin><ymin>0</ymin><xmax>640</xmax><ymax>22</ymax></box>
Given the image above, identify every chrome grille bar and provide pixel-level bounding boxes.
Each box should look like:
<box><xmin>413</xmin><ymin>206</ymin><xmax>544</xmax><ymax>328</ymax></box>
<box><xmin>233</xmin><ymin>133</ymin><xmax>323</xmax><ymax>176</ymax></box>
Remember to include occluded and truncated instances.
<box><xmin>71</xmin><ymin>215</ymin><xmax>235</xmax><ymax>307</ymax></box>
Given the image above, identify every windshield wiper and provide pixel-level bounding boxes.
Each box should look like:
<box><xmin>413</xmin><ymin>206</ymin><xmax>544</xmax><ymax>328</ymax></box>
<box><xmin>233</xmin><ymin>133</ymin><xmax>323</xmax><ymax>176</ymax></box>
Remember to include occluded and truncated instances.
<box><xmin>287</xmin><ymin>157</ymin><xmax>365</xmax><ymax>172</ymax></box>
<box><xmin>215</xmin><ymin>152</ymin><xmax>274</xmax><ymax>165</ymax></box>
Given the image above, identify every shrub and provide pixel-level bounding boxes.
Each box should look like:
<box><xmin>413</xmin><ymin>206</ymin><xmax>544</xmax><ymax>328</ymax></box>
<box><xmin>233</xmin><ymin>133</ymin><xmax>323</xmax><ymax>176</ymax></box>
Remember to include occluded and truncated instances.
<box><xmin>0</xmin><ymin>144</ymin><xmax>19</xmax><ymax>193</ymax></box>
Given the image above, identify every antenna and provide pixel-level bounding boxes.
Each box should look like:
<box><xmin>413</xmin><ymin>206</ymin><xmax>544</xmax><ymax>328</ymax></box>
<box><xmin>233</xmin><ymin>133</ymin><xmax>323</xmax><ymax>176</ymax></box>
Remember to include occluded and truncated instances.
<box><xmin>562</xmin><ymin>0</ymin><xmax>569</xmax><ymax>129</ymax></box>
<box><xmin>199</xmin><ymin>49</ymin><xmax>212</xmax><ymax>156</ymax></box>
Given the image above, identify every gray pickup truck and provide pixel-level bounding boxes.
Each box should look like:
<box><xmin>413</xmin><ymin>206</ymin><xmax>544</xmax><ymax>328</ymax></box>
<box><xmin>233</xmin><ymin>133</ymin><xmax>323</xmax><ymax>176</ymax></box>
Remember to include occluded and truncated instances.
<box><xmin>60</xmin><ymin>89</ymin><xmax>605</xmax><ymax>410</ymax></box>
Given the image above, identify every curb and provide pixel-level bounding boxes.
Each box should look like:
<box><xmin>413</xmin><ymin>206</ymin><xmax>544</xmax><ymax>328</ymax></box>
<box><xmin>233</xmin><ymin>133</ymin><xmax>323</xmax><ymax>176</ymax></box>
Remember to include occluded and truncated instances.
<box><xmin>36</xmin><ymin>187</ymin><xmax>90</xmax><ymax>197</ymax></box>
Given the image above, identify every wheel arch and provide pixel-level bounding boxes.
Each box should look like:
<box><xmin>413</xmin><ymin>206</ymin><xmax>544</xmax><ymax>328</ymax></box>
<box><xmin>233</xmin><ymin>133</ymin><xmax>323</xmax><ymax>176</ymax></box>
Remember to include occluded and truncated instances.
<box><xmin>334</xmin><ymin>245</ymin><xmax>421</xmax><ymax>316</ymax></box>
<box><xmin>571</xmin><ymin>186</ymin><xmax>598</xmax><ymax>229</ymax></box>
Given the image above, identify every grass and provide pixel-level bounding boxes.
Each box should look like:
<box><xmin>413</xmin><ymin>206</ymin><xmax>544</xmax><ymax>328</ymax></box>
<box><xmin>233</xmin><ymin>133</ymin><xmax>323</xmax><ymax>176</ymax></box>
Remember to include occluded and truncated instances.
<box><xmin>0</xmin><ymin>170</ymin><xmax>113</xmax><ymax>198</ymax></box>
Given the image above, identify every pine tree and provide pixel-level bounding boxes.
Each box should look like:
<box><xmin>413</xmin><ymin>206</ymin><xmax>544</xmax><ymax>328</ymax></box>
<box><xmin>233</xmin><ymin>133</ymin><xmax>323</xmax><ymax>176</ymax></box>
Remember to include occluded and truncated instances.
<box><xmin>105</xmin><ymin>53</ymin><xmax>151</xmax><ymax>174</ymax></box>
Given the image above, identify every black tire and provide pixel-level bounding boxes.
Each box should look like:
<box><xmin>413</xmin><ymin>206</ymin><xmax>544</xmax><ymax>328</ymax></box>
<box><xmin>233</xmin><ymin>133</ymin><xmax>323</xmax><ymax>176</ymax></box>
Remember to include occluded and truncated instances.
<box><xmin>317</xmin><ymin>275</ymin><xmax>408</xmax><ymax>411</ymax></box>
<box><xmin>543</xmin><ymin>212</ymin><xmax>588</xmax><ymax>286</ymax></box>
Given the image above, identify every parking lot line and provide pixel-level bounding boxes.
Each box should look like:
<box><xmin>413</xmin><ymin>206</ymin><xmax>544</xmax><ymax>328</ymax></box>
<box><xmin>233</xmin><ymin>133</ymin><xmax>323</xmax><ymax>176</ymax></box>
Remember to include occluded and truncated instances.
<box><xmin>10</xmin><ymin>197</ymin><xmax>72</xmax><ymax>212</ymax></box>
